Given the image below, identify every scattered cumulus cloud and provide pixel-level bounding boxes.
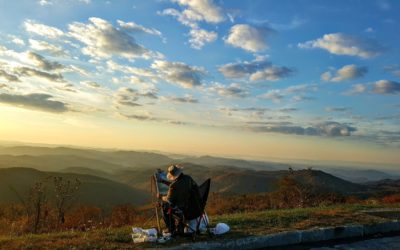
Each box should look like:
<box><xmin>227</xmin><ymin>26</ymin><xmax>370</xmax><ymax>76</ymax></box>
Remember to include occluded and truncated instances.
<box><xmin>38</xmin><ymin>0</ymin><xmax>91</xmax><ymax>6</ymax></box>
<box><xmin>298</xmin><ymin>33</ymin><xmax>384</xmax><ymax>58</ymax></box>
<box><xmin>162</xmin><ymin>0</ymin><xmax>225</xmax><ymax>27</ymax></box>
<box><xmin>219</xmin><ymin>57</ymin><xmax>294</xmax><ymax>82</ymax></box>
<box><xmin>68</xmin><ymin>17</ymin><xmax>160</xmax><ymax>60</ymax></box>
<box><xmin>82</xmin><ymin>81</ymin><xmax>101</xmax><ymax>88</ymax></box>
<box><xmin>209</xmin><ymin>83</ymin><xmax>249</xmax><ymax>98</ymax></box>
<box><xmin>13</xmin><ymin>66</ymin><xmax>64</xmax><ymax>82</ymax></box>
<box><xmin>250</xmin><ymin>65</ymin><xmax>294</xmax><ymax>81</ymax></box>
<box><xmin>292</xmin><ymin>95</ymin><xmax>315</xmax><ymax>102</ymax></box>
<box><xmin>29</xmin><ymin>39</ymin><xmax>66</xmax><ymax>56</ymax></box>
<box><xmin>260</xmin><ymin>90</ymin><xmax>284</xmax><ymax>102</ymax></box>
<box><xmin>188</xmin><ymin>28</ymin><xmax>217</xmax><ymax>49</ymax></box>
<box><xmin>372</xmin><ymin>80</ymin><xmax>400</xmax><ymax>94</ymax></box>
<box><xmin>160</xmin><ymin>0</ymin><xmax>223</xmax><ymax>49</ymax></box>
<box><xmin>0</xmin><ymin>93</ymin><xmax>69</xmax><ymax>113</ymax></box>
<box><xmin>225</xmin><ymin>24</ymin><xmax>274</xmax><ymax>52</ymax></box>
<box><xmin>114</xmin><ymin>87</ymin><xmax>141</xmax><ymax>107</ymax></box>
<box><xmin>260</xmin><ymin>84</ymin><xmax>318</xmax><ymax>102</ymax></box>
<box><xmin>27</xmin><ymin>52</ymin><xmax>64</xmax><ymax>71</ymax></box>
<box><xmin>249</xmin><ymin>121</ymin><xmax>356</xmax><ymax>137</ymax></box>
<box><xmin>384</xmin><ymin>65</ymin><xmax>400</xmax><ymax>78</ymax></box>
<box><xmin>24</xmin><ymin>20</ymin><xmax>64</xmax><ymax>39</ymax></box>
<box><xmin>151</xmin><ymin>60</ymin><xmax>206</xmax><ymax>88</ymax></box>
<box><xmin>161</xmin><ymin>95</ymin><xmax>199</xmax><ymax>103</ymax></box>
<box><xmin>0</xmin><ymin>69</ymin><xmax>20</xmax><ymax>82</ymax></box>
<box><xmin>114</xmin><ymin>87</ymin><xmax>158</xmax><ymax>108</ymax></box>
<box><xmin>325</xmin><ymin>107</ymin><xmax>351</xmax><ymax>112</ymax></box>
<box><xmin>344</xmin><ymin>80</ymin><xmax>400</xmax><ymax>95</ymax></box>
<box><xmin>117</xmin><ymin>20</ymin><xmax>162</xmax><ymax>37</ymax></box>
<box><xmin>344</xmin><ymin>84</ymin><xmax>368</xmax><ymax>95</ymax></box>
<box><xmin>8</xmin><ymin>35</ymin><xmax>25</xmax><ymax>46</ymax></box>
<box><xmin>321</xmin><ymin>64</ymin><xmax>368</xmax><ymax>82</ymax></box>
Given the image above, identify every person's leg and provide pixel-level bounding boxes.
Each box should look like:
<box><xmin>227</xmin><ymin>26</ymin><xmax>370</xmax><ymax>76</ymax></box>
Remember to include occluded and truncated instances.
<box><xmin>161</xmin><ymin>203</ymin><xmax>175</xmax><ymax>233</ymax></box>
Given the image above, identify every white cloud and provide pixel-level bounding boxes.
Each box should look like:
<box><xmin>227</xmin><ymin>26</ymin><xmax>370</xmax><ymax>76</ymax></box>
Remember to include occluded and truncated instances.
<box><xmin>209</xmin><ymin>83</ymin><xmax>249</xmax><ymax>98</ymax></box>
<box><xmin>249</xmin><ymin>121</ymin><xmax>356</xmax><ymax>137</ymax></box>
<box><xmin>171</xmin><ymin>0</ymin><xmax>224</xmax><ymax>24</ymax></box>
<box><xmin>29</xmin><ymin>39</ymin><xmax>66</xmax><ymax>56</ymax></box>
<box><xmin>27</xmin><ymin>52</ymin><xmax>64</xmax><ymax>71</ymax></box>
<box><xmin>344</xmin><ymin>84</ymin><xmax>368</xmax><ymax>95</ymax></box>
<box><xmin>260</xmin><ymin>90</ymin><xmax>284</xmax><ymax>102</ymax></box>
<box><xmin>8</xmin><ymin>35</ymin><xmax>25</xmax><ymax>46</ymax></box>
<box><xmin>284</xmin><ymin>84</ymin><xmax>318</xmax><ymax>94</ymax></box>
<box><xmin>13</xmin><ymin>66</ymin><xmax>64</xmax><ymax>82</ymax></box>
<box><xmin>151</xmin><ymin>60</ymin><xmax>206</xmax><ymax>88</ymax></box>
<box><xmin>0</xmin><ymin>92</ymin><xmax>69</xmax><ymax>113</ymax></box>
<box><xmin>0</xmin><ymin>48</ymin><xmax>64</xmax><ymax>81</ymax></box>
<box><xmin>321</xmin><ymin>64</ymin><xmax>368</xmax><ymax>82</ymax></box>
<box><xmin>38</xmin><ymin>0</ymin><xmax>52</xmax><ymax>6</ymax></box>
<box><xmin>114</xmin><ymin>87</ymin><xmax>157</xmax><ymax>107</ymax></box>
<box><xmin>250</xmin><ymin>66</ymin><xmax>293</xmax><ymax>81</ymax></box>
<box><xmin>38</xmin><ymin>0</ymin><xmax>91</xmax><ymax>5</ymax></box>
<box><xmin>117</xmin><ymin>20</ymin><xmax>162</xmax><ymax>37</ymax></box>
<box><xmin>325</xmin><ymin>107</ymin><xmax>350</xmax><ymax>112</ymax></box>
<box><xmin>219</xmin><ymin>57</ymin><xmax>294</xmax><ymax>82</ymax></box>
<box><xmin>81</xmin><ymin>81</ymin><xmax>101</xmax><ymax>88</ymax></box>
<box><xmin>372</xmin><ymin>80</ymin><xmax>400</xmax><ymax>94</ymax></box>
<box><xmin>160</xmin><ymin>0</ymin><xmax>223</xmax><ymax>49</ymax></box>
<box><xmin>384</xmin><ymin>65</ymin><xmax>400</xmax><ymax>78</ymax></box>
<box><xmin>260</xmin><ymin>84</ymin><xmax>318</xmax><ymax>102</ymax></box>
<box><xmin>188</xmin><ymin>28</ymin><xmax>217</xmax><ymax>49</ymax></box>
<box><xmin>225</xmin><ymin>24</ymin><xmax>273</xmax><ymax>52</ymax></box>
<box><xmin>159</xmin><ymin>8</ymin><xmax>198</xmax><ymax>28</ymax></box>
<box><xmin>161</xmin><ymin>95</ymin><xmax>199</xmax><ymax>103</ymax></box>
<box><xmin>68</xmin><ymin>17</ymin><xmax>160</xmax><ymax>60</ymax></box>
<box><xmin>107</xmin><ymin>60</ymin><xmax>156</xmax><ymax>78</ymax></box>
<box><xmin>344</xmin><ymin>80</ymin><xmax>400</xmax><ymax>95</ymax></box>
<box><xmin>0</xmin><ymin>69</ymin><xmax>20</xmax><ymax>82</ymax></box>
<box><xmin>24</xmin><ymin>20</ymin><xmax>64</xmax><ymax>39</ymax></box>
<box><xmin>298</xmin><ymin>33</ymin><xmax>384</xmax><ymax>58</ymax></box>
<box><xmin>292</xmin><ymin>95</ymin><xmax>315</xmax><ymax>102</ymax></box>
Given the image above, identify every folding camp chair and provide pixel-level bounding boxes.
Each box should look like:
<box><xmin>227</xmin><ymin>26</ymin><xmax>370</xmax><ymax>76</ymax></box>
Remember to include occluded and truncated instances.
<box><xmin>175</xmin><ymin>178</ymin><xmax>211</xmax><ymax>240</ymax></box>
<box><xmin>151</xmin><ymin>171</ymin><xmax>212</xmax><ymax>241</ymax></box>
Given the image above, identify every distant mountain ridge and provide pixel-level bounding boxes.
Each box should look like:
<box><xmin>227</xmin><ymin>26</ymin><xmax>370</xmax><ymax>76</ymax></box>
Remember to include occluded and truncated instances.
<box><xmin>0</xmin><ymin>145</ymin><xmax>395</xmax><ymax>203</ymax></box>
<box><xmin>0</xmin><ymin>167</ymin><xmax>148</xmax><ymax>208</ymax></box>
<box><xmin>0</xmin><ymin>146</ymin><xmax>175</xmax><ymax>169</ymax></box>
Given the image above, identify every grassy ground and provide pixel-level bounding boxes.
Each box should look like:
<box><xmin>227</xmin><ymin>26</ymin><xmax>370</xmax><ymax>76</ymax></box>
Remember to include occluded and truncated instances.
<box><xmin>0</xmin><ymin>204</ymin><xmax>398</xmax><ymax>250</ymax></box>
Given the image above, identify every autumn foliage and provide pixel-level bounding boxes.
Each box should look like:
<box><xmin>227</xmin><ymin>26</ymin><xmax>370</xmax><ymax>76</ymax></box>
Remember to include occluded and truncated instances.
<box><xmin>0</xmin><ymin>172</ymin><xmax>399</xmax><ymax>237</ymax></box>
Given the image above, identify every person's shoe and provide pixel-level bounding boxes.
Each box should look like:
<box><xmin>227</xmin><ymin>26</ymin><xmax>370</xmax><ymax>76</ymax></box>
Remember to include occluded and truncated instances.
<box><xmin>162</xmin><ymin>229</ymin><xmax>172</xmax><ymax>237</ymax></box>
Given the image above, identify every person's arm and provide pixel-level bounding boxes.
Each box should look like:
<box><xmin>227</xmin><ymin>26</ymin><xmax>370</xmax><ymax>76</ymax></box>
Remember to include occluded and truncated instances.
<box><xmin>160</xmin><ymin>179</ymin><xmax>171</xmax><ymax>186</ymax></box>
<box><xmin>164</xmin><ymin>182</ymin><xmax>178</xmax><ymax>204</ymax></box>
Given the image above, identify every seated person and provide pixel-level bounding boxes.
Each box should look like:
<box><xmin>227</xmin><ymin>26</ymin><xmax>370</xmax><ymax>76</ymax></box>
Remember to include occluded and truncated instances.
<box><xmin>159</xmin><ymin>165</ymin><xmax>201</xmax><ymax>235</ymax></box>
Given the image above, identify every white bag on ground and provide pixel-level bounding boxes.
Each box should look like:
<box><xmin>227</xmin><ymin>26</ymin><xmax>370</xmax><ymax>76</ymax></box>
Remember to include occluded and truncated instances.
<box><xmin>211</xmin><ymin>223</ymin><xmax>230</xmax><ymax>235</ymax></box>
<box><xmin>131</xmin><ymin>227</ymin><xmax>158</xmax><ymax>243</ymax></box>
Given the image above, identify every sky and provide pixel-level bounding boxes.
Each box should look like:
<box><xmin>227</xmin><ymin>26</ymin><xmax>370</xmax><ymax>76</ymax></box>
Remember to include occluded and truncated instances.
<box><xmin>0</xmin><ymin>0</ymin><xmax>399</xmax><ymax>166</ymax></box>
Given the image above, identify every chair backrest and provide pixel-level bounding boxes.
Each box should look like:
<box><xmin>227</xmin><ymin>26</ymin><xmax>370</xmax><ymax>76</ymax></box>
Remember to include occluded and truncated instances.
<box><xmin>198</xmin><ymin>179</ymin><xmax>211</xmax><ymax>211</ymax></box>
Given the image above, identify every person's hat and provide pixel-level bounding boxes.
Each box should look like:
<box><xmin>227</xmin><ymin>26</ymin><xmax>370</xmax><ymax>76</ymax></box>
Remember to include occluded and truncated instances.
<box><xmin>167</xmin><ymin>165</ymin><xmax>182</xmax><ymax>181</ymax></box>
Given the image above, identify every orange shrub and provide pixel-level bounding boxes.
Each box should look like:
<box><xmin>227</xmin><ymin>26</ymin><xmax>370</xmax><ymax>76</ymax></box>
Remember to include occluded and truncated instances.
<box><xmin>382</xmin><ymin>194</ymin><xmax>400</xmax><ymax>204</ymax></box>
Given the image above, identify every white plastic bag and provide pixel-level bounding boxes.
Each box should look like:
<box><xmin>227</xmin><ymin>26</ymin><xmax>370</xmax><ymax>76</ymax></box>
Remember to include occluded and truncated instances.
<box><xmin>131</xmin><ymin>227</ymin><xmax>158</xmax><ymax>243</ymax></box>
<box><xmin>211</xmin><ymin>223</ymin><xmax>230</xmax><ymax>235</ymax></box>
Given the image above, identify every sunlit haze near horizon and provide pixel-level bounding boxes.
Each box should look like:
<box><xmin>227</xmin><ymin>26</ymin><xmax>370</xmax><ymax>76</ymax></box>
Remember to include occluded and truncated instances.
<box><xmin>0</xmin><ymin>0</ymin><xmax>399</xmax><ymax>166</ymax></box>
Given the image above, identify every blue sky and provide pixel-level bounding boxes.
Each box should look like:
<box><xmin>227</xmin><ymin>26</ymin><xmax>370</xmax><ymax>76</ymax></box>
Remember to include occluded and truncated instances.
<box><xmin>0</xmin><ymin>0</ymin><xmax>399</xmax><ymax>165</ymax></box>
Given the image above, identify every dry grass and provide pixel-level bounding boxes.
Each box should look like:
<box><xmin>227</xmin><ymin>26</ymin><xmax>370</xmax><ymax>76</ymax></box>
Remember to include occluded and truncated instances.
<box><xmin>0</xmin><ymin>204</ymin><xmax>397</xmax><ymax>250</ymax></box>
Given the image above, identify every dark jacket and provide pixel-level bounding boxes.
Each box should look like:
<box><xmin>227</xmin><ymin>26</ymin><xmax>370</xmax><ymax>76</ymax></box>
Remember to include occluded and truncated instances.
<box><xmin>166</xmin><ymin>174</ymin><xmax>202</xmax><ymax>219</ymax></box>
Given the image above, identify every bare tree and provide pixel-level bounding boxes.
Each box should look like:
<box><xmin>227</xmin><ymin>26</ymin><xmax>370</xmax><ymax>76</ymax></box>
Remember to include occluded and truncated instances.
<box><xmin>28</xmin><ymin>181</ymin><xmax>47</xmax><ymax>233</ymax></box>
<box><xmin>53</xmin><ymin>177</ymin><xmax>81</xmax><ymax>228</ymax></box>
